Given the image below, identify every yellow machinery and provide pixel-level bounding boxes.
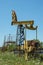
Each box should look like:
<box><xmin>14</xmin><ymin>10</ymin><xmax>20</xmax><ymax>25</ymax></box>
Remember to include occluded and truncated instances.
<box><xmin>11</xmin><ymin>10</ymin><xmax>37</xmax><ymax>30</ymax></box>
<box><xmin>11</xmin><ymin>10</ymin><xmax>38</xmax><ymax>60</ymax></box>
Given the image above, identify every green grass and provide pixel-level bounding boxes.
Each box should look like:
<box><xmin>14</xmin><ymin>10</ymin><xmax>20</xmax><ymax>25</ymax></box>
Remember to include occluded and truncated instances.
<box><xmin>0</xmin><ymin>51</ymin><xmax>43</xmax><ymax>65</ymax></box>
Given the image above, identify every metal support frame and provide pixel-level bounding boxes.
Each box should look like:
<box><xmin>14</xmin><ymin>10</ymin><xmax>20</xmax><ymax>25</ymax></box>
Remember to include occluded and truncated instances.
<box><xmin>16</xmin><ymin>25</ymin><xmax>25</xmax><ymax>45</ymax></box>
<box><xmin>16</xmin><ymin>25</ymin><xmax>25</xmax><ymax>56</ymax></box>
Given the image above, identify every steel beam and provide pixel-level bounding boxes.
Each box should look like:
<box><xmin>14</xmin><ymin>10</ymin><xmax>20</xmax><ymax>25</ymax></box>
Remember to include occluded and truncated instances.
<box><xmin>11</xmin><ymin>20</ymin><xmax>34</xmax><ymax>25</ymax></box>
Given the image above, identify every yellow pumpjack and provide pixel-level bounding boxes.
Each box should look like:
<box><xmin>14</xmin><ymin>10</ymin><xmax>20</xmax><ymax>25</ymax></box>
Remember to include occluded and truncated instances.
<box><xmin>11</xmin><ymin>10</ymin><xmax>38</xmax><ymax>60</ymax></box>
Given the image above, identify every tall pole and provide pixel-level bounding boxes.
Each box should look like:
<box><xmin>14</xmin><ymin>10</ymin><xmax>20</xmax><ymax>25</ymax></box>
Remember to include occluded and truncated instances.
<box><xmin>25</xmin><ymin>27</ymin><xmax>28</xmax><ymax>60</ymax></box>
<box><xmin>25</xmin><ymin>27</ymin><xmax>26</xmax><ymax>49</ymax></box>
<box><xmin>36</xmin><ymin>26</ymin><xmax>38</xmax><ymax>40</ymax></box>
<box><xmin>3</xmin><ymin>35</ymin><xmax>6</xmax><ymax>46</ymax></box>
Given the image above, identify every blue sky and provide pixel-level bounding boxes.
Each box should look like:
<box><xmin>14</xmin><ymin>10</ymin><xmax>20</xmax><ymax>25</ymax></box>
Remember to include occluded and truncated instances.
<box><xmin>0</xmin><ymin>0</ymin><xmax>43</xmax><ymax>47</ymax></box>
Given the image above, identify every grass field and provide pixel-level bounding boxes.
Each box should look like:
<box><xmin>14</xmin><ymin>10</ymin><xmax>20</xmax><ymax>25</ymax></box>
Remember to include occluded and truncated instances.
<box><xmin>0</xmin><ymin>51</ymin><xmax>43</xmax><ymax>65</ymax></box>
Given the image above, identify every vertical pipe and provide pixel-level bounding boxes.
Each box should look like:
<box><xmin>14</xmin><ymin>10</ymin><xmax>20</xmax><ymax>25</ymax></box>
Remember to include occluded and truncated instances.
<box><xmin>4</xmin><ymin>35</ymin><xmax>6</xmax><ymax>46</ymax></box>
<box><xmin>36</xmin><ymin>27</ymin><xmax>37</xmax><ymax>40</ymax></box>
<box><xmin>24</xmin><ymin>27</ymin><xmax>26</xmax><ymax>50</ymax></box>
<box><xmin>25</xmin><ymin>27</ymin><xmax>28</xmax><ymax>60</ymax></box>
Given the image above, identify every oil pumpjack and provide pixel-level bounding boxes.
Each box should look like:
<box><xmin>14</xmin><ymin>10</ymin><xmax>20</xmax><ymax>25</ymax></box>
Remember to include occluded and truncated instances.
<box><xmin>11</xmin><ymin>10</ymin><xmax>38</xmax><ymax>60</ymax></box>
